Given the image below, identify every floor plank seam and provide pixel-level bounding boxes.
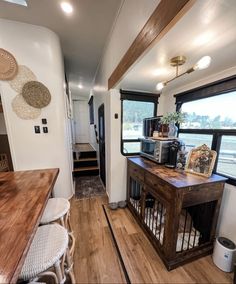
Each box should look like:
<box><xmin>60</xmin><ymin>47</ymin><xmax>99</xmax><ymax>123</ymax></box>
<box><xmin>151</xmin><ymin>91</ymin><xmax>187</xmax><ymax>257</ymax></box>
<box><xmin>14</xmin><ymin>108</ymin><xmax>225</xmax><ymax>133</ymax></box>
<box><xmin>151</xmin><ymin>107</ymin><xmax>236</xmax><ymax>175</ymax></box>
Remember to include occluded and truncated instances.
<box><xmin>102</xmin><ymin>205</ymin><xmax>131</xmax><ymax>284</ymax></box>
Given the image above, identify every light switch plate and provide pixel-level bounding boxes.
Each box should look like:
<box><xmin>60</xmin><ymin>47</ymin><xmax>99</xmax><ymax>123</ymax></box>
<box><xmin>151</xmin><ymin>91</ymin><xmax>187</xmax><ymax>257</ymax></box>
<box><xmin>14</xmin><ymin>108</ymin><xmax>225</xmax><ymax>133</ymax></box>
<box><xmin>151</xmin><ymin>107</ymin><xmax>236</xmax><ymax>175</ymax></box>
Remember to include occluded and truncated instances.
<box><xmin>34</xmin><ymin>126</ymin><xmax>40</xmax><ymax>134</ymax></box>
<box><xmin>43</xmin><ymin>127</ymin><xmax>48</xmax><ymax>133</ymax></box>
<box><xmin>42</xmin><ymin>118</ymin><xmax>47</xmax><ymax>124</ymax></box>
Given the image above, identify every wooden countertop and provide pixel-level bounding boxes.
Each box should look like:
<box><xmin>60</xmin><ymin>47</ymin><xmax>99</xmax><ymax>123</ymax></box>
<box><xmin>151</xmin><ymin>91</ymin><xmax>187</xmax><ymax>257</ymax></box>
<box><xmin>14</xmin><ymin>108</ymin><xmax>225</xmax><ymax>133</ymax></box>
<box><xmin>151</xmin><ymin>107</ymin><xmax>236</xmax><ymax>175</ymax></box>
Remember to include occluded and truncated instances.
<box><xmin>128</xmin><ymin>157</ymin><xmax>227</xmax><ymax>188</ymax></box>
<box><xmin>0</xmin><ymin>168</ymin><xmax>59</xmax><ymax>284</ymax></box>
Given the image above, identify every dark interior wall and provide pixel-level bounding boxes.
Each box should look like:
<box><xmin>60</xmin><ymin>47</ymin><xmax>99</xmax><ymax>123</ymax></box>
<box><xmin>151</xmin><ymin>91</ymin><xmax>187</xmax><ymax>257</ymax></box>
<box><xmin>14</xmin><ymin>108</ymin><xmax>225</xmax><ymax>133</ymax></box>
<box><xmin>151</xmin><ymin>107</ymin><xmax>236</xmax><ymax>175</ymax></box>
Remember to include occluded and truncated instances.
<box><xmin>0</xmin><ymin>135</ymin><xmax>13</xmax><ymax>171</ymax></box>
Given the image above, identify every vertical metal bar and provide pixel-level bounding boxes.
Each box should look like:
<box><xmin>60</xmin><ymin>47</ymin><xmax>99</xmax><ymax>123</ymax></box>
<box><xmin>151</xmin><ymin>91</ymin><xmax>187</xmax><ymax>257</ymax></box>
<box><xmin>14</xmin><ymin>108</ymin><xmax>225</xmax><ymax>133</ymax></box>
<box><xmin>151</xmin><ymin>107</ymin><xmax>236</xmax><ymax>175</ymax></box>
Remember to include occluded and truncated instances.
<box><xmin>187</xmin><ymin>217</ymin><xmax>193</xmax><ymax>250</ymax></box>
<box><xmin>151</xmin><ymin>199</ymin><xmax>155</xmax><ymax>234</ymax></box>
<box><xmin>130</xmin><ymin>178</ymin><xmax>132</xmax><ymax>202</ymax></box>
<box><xmin>155</xmin><ymin>201</ymin><xmax>160</xmax><ymax>239</ymax></box>
<box><xmin>138</xmin><ymin>183</ymin><xmax>141</xmax><ymax>214</ymax></box>
<box><xmin>193</xmin><ymin>228</ymin><xmax>197</xmax><ymax>248</ymax></box>
<box><xmin>159</xmin><ymin>203</ymin><xmax>163</xmax><ymax>241</ymax></box>
<box><xmin>181</xmin><ymin>210</ymin><xmax>188</xmax><ymax>252</ymax></box>
<box><xmin>148</xmin><ymin>205</ymin><xmax>151</xmax><ymax>229</ymax></box>
<box><xmin>135</xmin><ymin>180</ymin><xmax>137</xmax><ymax>211</ymax></box>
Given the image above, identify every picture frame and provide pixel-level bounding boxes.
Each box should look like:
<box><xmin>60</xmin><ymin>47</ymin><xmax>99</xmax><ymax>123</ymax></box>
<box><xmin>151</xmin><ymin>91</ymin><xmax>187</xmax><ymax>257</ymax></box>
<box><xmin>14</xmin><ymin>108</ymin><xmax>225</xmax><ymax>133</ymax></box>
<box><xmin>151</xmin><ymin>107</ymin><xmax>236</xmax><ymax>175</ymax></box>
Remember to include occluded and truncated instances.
<box><xmin>185</xmin><ymin>144</ymin><xmax>217</xmax><ymax>178</ymax></box>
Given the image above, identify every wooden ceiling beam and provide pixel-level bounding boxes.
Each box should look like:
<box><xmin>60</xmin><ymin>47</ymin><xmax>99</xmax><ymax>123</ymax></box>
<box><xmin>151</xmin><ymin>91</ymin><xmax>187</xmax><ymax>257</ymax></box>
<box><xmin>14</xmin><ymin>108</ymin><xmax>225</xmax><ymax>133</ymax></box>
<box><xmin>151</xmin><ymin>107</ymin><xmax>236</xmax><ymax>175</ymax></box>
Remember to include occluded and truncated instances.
<box><xmin>108</xmin><ymin>0</ymin><xmax>196</xmax><ymax>90</ymax></box>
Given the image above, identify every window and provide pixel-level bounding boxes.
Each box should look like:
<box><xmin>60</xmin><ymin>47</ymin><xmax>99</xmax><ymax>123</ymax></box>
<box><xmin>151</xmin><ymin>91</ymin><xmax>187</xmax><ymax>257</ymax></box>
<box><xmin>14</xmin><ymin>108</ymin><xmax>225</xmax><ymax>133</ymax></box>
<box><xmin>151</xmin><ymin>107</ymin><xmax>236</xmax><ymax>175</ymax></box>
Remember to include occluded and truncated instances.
<box><xmin>120</xmin><ymin>90</ymin><xmax>159</xmax><ymax>155</ymax></box>
<box><xmin>175</xmin><ymin>75</ymin><xmax>236</xmax><ymax>185</ymax></box>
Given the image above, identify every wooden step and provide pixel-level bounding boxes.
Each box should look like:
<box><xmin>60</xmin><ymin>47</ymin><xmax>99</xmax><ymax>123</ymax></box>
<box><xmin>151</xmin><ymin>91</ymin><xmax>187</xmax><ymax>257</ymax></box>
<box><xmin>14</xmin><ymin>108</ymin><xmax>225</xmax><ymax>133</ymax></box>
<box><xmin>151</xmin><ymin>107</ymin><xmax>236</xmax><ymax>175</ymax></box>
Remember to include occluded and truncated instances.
<box><xmin>73</xmin><ymin>143</ymin><xmax>95</xmax><ymax>152</ymax></box>
<box><xmin>73</xmin><ymin>166</ymin><xmax>99</xmax><ymax>172</ymax></box>
<box><xmin>74</xmin><ymin>158</ymin><xmax>97</xmax><ymax>162</ymax></box>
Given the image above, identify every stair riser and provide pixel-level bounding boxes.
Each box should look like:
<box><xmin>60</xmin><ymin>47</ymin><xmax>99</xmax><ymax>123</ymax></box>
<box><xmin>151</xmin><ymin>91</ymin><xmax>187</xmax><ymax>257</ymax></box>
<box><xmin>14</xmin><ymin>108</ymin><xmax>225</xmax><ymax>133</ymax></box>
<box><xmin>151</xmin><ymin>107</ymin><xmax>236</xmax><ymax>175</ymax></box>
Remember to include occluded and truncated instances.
<box><xmin>74</xmin><ymin>160</ymin><xmax>98</xmax><ymax>168</ymax></box>
<box><xmin>73</xmin><ymin>169</ymin><xmax>99</xmax><ymax>177</ymax></box>
<box><xmin>73</xmin><ymin>151</ymin><xmax>97</xmax><ymax>159</ymax></box>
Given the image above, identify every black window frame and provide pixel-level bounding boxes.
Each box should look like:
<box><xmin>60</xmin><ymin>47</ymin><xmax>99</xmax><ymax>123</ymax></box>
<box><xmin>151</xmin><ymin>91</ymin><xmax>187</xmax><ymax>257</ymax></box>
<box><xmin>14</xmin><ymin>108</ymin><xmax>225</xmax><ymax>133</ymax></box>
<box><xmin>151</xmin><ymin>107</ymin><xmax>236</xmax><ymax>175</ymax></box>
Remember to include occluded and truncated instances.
<box><xmin>175</xmin><ymin>75</ymin><xmax>236</xmax><ymax>186</ymax></box>
<box><xmin>120</xmin><ymin>89</ymin><xmax>159</xmax><ymax>156</ymax></box>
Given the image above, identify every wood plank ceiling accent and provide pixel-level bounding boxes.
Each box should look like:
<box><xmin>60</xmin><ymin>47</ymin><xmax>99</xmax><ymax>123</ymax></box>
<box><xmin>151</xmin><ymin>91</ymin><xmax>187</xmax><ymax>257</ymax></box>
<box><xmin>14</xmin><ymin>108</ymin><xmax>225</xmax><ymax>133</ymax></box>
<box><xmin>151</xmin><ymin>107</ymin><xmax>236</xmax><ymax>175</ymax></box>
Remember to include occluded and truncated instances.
<box><xmin>108</xmin><ymin>0</ymin><xmax>196</xmax><ymax>90</ymax></box>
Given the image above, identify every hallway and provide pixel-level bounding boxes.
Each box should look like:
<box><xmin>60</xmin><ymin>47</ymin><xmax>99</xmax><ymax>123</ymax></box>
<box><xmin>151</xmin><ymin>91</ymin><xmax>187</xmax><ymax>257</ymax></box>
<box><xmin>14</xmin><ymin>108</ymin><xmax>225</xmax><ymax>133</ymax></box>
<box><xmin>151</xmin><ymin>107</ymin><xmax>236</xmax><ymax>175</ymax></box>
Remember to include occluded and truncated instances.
<box><xmin>70</xmin><ymin>196</ymin><xmax>126</xmax><ymax>283</ymax></box>
<box><xmin>70</xmin><ymin>196</ymin><xmax>233</xmax><ymax>283</ymax></box>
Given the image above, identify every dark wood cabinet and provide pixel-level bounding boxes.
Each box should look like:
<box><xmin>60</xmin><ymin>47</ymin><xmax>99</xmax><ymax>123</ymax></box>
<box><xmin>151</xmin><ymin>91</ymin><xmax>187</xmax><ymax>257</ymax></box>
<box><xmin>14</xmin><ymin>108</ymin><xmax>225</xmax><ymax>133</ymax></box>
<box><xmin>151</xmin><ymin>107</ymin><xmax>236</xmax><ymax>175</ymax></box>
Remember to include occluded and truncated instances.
<box><xmin>127</xmin><ymin>157</ymin><xmax>227</xmax><ymax>270</ymax></box>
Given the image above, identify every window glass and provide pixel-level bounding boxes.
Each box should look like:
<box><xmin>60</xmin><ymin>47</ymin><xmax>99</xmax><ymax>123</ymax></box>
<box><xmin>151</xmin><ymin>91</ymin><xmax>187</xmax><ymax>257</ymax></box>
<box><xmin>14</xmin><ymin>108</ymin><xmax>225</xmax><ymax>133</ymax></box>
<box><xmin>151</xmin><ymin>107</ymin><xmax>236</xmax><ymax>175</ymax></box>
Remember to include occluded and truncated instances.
<box><xmin>217</xmin><ymin>136</ymin><xmax>236</xmax><ymax>178</ymax></box>
<box><xmin>122</xmin><ymin>101</ymin><xmax>155</xmax><ymax>139</ymax></box>
<box><xmin>178</xmin><ymin>133</ymin><xmax>213</xmax><ymax>152</ymax></box>
<box><xmin>123</xmin><ymin>142</ymin><xmax>141</xmax><ymax>154</ymax></box>
<box><xmin>180</xmin><ymin>92</ymin><xmax>236</xmax><ymax>129</ymax></box>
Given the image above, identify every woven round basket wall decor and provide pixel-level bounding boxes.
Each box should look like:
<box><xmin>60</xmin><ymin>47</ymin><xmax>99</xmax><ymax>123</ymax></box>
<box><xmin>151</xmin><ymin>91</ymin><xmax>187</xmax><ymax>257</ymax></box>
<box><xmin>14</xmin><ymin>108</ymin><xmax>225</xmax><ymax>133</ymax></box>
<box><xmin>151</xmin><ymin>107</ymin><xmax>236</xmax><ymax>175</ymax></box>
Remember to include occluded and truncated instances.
<box><xmin>12</xmin><ymin>95</ymin><xmax>41</xmax><ymax>120</ymax></box>
<box><xmin>9</xmin><ymin>65</ymin><xmax>37</xmax><ymax>93</ymax></box>
<box><xmin>0</xmin><ymin>48</ymin><xmax>18</xmax><ymax>80</ymax></box>
<box><xmin>22</xmin><ymin>81</ymin><xmax>51</xmax><ymax>109</ymax></box>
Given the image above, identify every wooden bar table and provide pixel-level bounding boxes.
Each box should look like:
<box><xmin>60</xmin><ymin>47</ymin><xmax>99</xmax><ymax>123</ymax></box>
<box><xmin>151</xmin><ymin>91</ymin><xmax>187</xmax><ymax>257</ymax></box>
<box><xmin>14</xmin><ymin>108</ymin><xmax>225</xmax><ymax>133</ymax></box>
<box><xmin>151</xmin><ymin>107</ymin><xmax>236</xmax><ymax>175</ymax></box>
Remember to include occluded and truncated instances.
<box><xmin>0</xmin><ymin>168</ymin><xmax>59</xmax><ymax>284</ymax></box>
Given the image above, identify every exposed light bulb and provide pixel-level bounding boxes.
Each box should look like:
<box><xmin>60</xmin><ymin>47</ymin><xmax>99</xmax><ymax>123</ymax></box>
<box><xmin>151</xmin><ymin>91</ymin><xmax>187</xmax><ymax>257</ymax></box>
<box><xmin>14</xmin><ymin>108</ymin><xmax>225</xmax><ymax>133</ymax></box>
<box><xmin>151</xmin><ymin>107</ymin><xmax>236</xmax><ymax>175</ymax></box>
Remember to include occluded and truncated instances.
<box><xmin>156</xmin><ymin>82</ymin><xmax>166</xmax><ymax>91</ymax></box>
<box><xmin>194</xmin><ymin>56</ymin><xmax>211</xmax><ymax>71</ymax></box>
<box><xmin>78</xmin><ymin>84</ymin><xmax>83</xmax><ymax>89</ymax></box>
<box><xmin>61</xmin><ymin>2</ymin><xmax>73</xmax><ymax>14</ymax></box>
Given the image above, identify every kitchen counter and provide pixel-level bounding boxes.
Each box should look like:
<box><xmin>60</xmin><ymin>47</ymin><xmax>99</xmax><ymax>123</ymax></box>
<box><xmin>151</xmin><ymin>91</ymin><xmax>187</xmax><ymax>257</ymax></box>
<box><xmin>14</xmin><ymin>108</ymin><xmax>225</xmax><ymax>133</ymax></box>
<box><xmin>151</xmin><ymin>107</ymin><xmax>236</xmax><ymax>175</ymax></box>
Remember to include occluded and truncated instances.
<box><xmin>0</xmin><ymin>168</ymin><xmax>59</xmax><ymax>283</ymax></box>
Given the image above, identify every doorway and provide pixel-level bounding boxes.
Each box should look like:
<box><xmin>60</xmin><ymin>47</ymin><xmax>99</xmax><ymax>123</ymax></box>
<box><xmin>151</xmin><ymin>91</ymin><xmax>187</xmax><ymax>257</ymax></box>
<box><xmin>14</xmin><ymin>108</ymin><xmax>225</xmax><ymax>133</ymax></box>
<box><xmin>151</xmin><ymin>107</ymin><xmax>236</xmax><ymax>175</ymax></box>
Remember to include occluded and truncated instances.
<box><xmin>98</xmin><ymin>104</ymin><xmax>106</xmax><ymax>186</ymax></box>
<box><xmin>73</xmin><ymin>100</ymin><xmax>90</xmax><ymax>144</ymax></box>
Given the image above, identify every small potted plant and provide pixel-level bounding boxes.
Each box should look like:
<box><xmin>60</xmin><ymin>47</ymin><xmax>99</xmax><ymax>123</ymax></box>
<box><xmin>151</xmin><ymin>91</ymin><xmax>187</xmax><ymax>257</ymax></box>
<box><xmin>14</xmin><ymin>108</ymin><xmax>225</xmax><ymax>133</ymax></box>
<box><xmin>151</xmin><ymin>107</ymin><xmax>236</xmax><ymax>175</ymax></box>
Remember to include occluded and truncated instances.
<box><xmin>160</xmin><ymin>112</ymin><xmax>185</xmax><ymax>137</ymax></box>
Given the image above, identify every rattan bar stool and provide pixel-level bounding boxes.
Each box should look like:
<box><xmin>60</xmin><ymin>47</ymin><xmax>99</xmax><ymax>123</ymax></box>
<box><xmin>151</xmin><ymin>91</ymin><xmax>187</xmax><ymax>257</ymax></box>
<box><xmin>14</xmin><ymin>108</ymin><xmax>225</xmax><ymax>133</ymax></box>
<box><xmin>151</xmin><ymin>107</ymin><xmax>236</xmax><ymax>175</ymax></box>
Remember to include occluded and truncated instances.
<box><xmin>19</xmin><ymin>224</ymin><xmax>75</xmax><ymax>284</ymax></box>
<box><xmin>40</xmin><ymin>198</ymin><xmax>75</xmax><ymax>257</ymax></box>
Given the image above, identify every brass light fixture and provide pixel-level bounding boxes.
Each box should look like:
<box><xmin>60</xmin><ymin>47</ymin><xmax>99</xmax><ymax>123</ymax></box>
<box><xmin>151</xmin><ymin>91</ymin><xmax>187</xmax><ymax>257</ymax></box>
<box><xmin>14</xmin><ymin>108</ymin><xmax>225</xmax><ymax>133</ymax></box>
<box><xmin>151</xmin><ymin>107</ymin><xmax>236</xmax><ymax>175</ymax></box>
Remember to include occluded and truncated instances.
<box><xmin>156</xmin><ymin>55</ymin><xmax>211</xmax><ymax>91</ymax></box>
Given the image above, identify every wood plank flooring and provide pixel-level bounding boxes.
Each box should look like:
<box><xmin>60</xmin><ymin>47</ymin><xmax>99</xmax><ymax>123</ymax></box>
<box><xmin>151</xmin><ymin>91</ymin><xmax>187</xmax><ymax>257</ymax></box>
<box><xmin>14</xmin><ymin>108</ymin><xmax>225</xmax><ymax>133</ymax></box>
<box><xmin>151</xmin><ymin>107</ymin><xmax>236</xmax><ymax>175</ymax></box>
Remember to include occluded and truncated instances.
<box><xmin>70</xmin><ymin>196</ymin><xmax>126</xmax><ymax>283</ymax></box>
<box><xmin>71</xmin><ymin>196</ymin><xmax>233</xmax><ymax>283</ymax></box>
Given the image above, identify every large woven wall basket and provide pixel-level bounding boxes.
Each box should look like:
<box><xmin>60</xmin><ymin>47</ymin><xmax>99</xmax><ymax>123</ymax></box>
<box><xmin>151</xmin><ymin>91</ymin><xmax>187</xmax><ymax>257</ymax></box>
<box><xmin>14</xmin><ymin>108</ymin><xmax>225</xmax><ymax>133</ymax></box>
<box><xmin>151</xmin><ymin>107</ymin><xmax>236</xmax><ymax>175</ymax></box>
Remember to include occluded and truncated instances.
<box><xmin>0</xmin><ymin>48</ymin><xmax>18</xmax><ymax>80</ymax></box>
<box><xmin>22</xmin><ymin>81</ymin><xmax>51</xmax><ymax>108</ymax></box>
<box><xmin>12</xmin><ymin>95</ymin><xmax>41</xmax><ymax>120</ymax></box>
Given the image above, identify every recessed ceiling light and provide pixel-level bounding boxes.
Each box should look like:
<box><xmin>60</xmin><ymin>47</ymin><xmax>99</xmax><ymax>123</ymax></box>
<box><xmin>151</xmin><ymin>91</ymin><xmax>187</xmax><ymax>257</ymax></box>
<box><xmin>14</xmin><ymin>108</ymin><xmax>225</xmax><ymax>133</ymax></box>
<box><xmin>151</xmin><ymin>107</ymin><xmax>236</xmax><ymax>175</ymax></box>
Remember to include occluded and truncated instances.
<box><xmin>61</xmin><ymin>2</ymin><xmax>73</xmax><ymax>14</ymax></box>
<box><xmin>78</xmin><ymin>84</ymin><xmax>83</xmax><ymax>89</ymax></box>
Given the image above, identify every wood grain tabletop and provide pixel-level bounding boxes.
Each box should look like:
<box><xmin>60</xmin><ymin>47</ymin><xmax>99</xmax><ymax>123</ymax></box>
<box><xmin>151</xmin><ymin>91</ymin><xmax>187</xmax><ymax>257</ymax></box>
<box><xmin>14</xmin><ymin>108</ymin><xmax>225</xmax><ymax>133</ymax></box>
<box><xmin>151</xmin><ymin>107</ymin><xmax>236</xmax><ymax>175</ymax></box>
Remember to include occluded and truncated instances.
<box><xmin>0</xmin><ymin>168</ymin><xmax>59</xmax><ymax>284</ymax></box>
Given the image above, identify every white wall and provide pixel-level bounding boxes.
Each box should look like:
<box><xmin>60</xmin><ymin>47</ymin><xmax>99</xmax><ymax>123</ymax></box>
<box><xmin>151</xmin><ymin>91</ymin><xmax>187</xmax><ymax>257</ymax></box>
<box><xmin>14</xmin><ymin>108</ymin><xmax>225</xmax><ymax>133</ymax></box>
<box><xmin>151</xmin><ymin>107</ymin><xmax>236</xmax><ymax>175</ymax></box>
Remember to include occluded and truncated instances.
<box><xmin>0</xmin><ymin>19</ymin><xmax>73</xmax><ymax>198</ymax></box>
<box><xmin>93</xmin><ymin>0</ymin><xmax>160</xmax><ymax>200</ymax></box>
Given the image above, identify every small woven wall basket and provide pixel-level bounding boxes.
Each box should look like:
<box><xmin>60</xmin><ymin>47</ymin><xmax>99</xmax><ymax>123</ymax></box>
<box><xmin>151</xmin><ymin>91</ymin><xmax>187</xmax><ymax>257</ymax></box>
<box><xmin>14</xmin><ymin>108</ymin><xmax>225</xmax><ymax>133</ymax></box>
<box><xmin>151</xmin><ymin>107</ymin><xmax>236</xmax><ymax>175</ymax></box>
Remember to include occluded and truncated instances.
<box><xmin>9</xmin><ymin>65</ymin><xmax>37</xmax><ymax>93</ymax></box>
<box><xmin>22</xmin><ymin>81</ymin><xmax>51</xmax><ymax>109</ymax></box>
<box><xmin>0</xmin><ymin>48</ymin><xmax>18</xmax><ymax>81</ymax></box>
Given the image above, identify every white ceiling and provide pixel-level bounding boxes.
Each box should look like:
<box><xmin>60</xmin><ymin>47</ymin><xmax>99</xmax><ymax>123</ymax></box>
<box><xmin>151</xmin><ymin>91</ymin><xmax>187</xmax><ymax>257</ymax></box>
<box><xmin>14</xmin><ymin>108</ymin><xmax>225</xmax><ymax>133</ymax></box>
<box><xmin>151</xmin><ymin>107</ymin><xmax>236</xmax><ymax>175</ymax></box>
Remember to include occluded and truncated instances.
<box><xmin>0</xmin><ymin>0</ymin><xmax>122</xmax><ymax>97</ymax></box>
<box><xmin>119</xmin><ymin>0</ymin><xmax>236</xmax><ymax>93</ymax></box>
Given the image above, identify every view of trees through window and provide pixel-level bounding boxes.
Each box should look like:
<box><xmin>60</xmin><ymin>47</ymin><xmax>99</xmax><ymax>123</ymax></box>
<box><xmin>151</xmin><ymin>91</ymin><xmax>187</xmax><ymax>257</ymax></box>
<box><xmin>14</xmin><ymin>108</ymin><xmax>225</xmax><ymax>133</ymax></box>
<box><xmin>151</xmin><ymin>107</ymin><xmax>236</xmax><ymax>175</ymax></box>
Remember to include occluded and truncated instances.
<box><xmin>181</xmin><ymin>92</ymin><xmax>236</xmax><ymax>129</ymax></box>
<box><xmin>122</xmin><ymin>100</ymin><xmax>155</xmax><ymax>154</ymax></box>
